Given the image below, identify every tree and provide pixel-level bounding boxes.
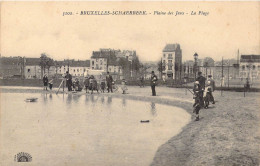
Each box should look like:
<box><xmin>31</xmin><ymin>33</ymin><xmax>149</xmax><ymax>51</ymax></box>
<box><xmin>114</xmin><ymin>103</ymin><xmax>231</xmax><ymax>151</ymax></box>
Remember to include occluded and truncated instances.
<box><xmin>157</xmin><ymin>60</ymin><xmax>163</xmax><ymax>79</ymax></box>
<box><xmin>132</xmin><ymin>55</ymin><xmax>141</xmax><ymax>77</ymax></box>
<box><xmin>39</xmin><ymin>53</ymin><xmax>54</xmax><ymax>78</ymax></box>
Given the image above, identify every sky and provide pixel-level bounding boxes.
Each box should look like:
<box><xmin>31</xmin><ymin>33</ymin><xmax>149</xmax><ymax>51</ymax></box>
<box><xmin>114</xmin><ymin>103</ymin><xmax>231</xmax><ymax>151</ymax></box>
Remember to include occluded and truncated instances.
<box><xmin>1</xmin><ymin>1</ymin><xmax>259</xmax><ymax>62</ymax></box>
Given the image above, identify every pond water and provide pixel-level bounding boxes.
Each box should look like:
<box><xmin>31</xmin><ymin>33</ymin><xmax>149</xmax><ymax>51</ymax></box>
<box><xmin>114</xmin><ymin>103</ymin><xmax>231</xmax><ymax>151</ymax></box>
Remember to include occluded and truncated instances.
<box><xmin>1</xmin><ymin>92</ymin><xmax>190</xmax><ymax>166</ymax></box>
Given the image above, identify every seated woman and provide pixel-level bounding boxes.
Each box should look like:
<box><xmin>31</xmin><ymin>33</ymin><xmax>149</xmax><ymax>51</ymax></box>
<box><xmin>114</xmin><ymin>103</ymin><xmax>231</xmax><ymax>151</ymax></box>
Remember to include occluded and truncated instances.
<box><xmin>73</xmin><ymin>78</ymin><xmax>82</xmax><ymax>91</ymax></box>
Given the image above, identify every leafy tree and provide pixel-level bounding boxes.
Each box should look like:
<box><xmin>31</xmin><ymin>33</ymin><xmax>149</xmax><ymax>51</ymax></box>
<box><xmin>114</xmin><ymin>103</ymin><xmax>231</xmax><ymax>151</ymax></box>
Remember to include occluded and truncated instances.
<box><xmin>39</xmin><ymin>53</ymin><xmax>54</xmax><ymax>78</ymax></box>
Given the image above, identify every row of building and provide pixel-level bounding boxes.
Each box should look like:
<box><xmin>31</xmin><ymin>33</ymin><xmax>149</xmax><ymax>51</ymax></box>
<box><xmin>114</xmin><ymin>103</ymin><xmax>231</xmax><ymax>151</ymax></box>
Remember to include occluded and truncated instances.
<box><xmin>0</xmin><ymin>48</ymin><xmax>136</xmax><ymax>80</ymax></box>
<box><xmin>161</xmin><ymin>43</ymin><xmax>260</xmax><ymax>80</ymax></box>
<box><xmin>1</xmin><ymin>44</ymin><xmax>260</xmax><ymax>81</ymax></box>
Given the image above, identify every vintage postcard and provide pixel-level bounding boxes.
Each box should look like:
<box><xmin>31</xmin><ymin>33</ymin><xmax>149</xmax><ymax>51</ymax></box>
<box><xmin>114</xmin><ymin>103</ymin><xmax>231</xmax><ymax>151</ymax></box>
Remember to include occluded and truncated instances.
<box><xmin>0</xmin><ymin>1</ymin><xmax>259</xmax><ymax>166</ymax></box>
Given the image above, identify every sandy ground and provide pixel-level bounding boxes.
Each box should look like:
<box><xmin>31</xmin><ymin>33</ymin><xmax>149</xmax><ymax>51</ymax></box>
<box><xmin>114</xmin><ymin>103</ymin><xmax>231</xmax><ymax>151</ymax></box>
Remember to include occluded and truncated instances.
<box><xmin>1</xmin><ymin>86</ymin><xmax>259</xmax><ymax>166</ymax></box>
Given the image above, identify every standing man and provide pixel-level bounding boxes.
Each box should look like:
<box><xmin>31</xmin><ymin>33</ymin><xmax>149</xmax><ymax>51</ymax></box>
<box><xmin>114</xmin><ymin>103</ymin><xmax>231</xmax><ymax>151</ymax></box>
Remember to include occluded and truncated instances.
<box><xmin>65</xmin><ymin>71</ymin><xmax>72</xmax><ymax>91</ymax></box>
<box><xmin>196</xmin><ymin>71</ymin><xmax>206</xmax><ymax>107</ymax></box>
<box><xmin>207</xmin><ymin>75</ymin><xmax>215</xmax><ymax>104</ymax></box>
<box><xmin>151</xmin><ymin>71</ymin><xmax>158</xmax><ymax>96</ymax></box>
<box><xmin>106</xmin><ymin>72</ymin><xmax>113</xmax><ymax>93</ymax></box>
<box><xmin>43</xmin><ymin>74</ymin><xmax>48</xmax><ymax>91</ymax></box>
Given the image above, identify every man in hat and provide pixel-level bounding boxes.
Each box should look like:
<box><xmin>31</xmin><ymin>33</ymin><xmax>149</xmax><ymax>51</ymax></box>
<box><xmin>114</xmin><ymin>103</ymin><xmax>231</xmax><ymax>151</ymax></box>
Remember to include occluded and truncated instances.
<box><xmin>106</xmin><ymin>72</ymin><xmax>113</xmax><ymax>93</ymax></box>
<box><xmin>151</xmin><ymin>71</ymin><xmax>158</xmax><ymax>96</ymax></box>
<box><xmin>65</xmin><ymin>71</ymin><xmax>72</xmax><ymax>91</ymax></box>
<box><xmin>207</xmin><ymin>75</ymin><xmax>215</xmax><ymax>104</ymax></box>
<box><xmin>196</xmin><ymin>71</ymin><xmax>206</xmax><ymax>107</ymax></box>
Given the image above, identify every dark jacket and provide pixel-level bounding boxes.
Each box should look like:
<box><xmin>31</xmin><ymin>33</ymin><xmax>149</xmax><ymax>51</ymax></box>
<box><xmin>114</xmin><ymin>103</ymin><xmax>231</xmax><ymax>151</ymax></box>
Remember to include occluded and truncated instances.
<box><xmin>43</xmin><ymin>76</ymin><xmax>48</xmax><ymax>83</ymax></box>
<box><xmin>106</xmin><ymin>75</ymin><xmax>113</xmax><ymax>84</ymax></box>
<box><xmin>151</xmin><ymin>74</ymin><xmax>158</xmax><ymax>86</ymax></box>
<box><xmin>196</xmin><ymin>75</ymin><xmax>206</xmax><ymax>90</ymax></box>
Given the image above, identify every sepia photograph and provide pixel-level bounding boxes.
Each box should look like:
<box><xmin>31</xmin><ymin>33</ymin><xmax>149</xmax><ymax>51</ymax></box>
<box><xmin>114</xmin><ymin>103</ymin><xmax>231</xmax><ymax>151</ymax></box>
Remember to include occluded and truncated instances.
<box><xmin>0</xmin><ymin>1</ymin><xmax>259</xmax><ymax>166</ymax></box>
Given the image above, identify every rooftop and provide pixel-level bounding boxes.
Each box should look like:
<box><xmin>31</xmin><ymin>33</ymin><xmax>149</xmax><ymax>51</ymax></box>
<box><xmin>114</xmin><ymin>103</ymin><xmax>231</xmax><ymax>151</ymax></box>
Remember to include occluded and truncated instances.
<box><xmin>240</xmin><ymin>55</ymin><xmax>260</xmax><ymax>63</ymax></box>
<box><xmin>163</xmin><ymin>44</ymin><xmax>181</xmax><ymax>52</ymax></box>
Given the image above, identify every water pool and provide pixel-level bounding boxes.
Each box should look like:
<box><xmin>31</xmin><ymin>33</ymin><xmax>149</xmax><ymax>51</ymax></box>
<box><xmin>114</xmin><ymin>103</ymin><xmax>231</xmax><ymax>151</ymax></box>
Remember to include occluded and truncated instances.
<box><xmin>0</xmin><ymin>92</ymin><xmax>190</xmax><ymax>166</ymax></box>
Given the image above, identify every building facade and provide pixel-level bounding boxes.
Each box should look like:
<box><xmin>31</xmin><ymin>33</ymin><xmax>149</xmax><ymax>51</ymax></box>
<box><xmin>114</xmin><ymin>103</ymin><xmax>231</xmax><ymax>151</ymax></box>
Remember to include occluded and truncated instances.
<box><xmin>57</xmin><ymin>60</ymin><xmax>90</xmax><ymax>77</ymax></box>
<box><xmin>0</xmin><ymin>57</ymin><xmax>24</xmax><ymax>78</ymax></box>
<box><xmin>239</xmin><ymin>55</ymin><xmax>260</xmax><ymax>80</ymax></box>
<box><xmin>162</xmin><ymin>44</ymin><xmax>182</xmax><ymax>79</ymax></box>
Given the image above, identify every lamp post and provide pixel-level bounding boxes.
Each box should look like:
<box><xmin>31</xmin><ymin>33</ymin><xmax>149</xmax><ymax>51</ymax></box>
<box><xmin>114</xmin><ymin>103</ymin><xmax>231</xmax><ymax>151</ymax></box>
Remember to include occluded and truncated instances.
<box><xmin>194</xmin><ymin>53</ymin><xmax>198</xmax><ymax>80</ymax></box>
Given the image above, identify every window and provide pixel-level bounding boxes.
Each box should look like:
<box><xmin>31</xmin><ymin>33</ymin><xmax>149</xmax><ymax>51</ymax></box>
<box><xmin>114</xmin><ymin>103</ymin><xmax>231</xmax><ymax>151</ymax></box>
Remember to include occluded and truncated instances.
<box><xmin>242</xmin><ymin>65</ymin><xmax>245</xmax><ymax>70</ymax></box>
<box><xmin>77</xmin><ymin>69</ymin><xmax>79</xmax><ymax>72</ymax></box>
<box><xmin>253</xmin><ymin>65</ymin><xmax>256</xmax><ymax>70</ymax></box>
<box><xmin>168</xmin><ymin>54</ymin><xmax>172</xmax><ymax>58</ymax></box>
<box><xmin>27</xmin><ymin>69</ymin><xmax>30</xmax><ymax>73</ymax></box>
<box><xmin>92</xmin><ymin>61</ymin><xmax>94</xmax><ymax>65</ymax></box>
<box><xmin>74</xmin><ymin>69</ymin><xmax>76</xmax><ymax>72</ymax></box>
<box><xmin>168</xmin><ymin>60</ymin><xmax>172</xmax><ymax>70</ymax></box>
<box><xmin>163</xmin><ymin>54</ymin><xmax>166</xmax><ymax>58</ymax></box>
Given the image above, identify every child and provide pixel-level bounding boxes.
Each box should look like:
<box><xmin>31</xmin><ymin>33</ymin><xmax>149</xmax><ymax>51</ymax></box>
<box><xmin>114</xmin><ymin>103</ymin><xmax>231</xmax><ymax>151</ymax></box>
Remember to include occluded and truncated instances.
<box><xmin>121</xmin><ymin>79</ymin><xmax>128</xmax><ymax>94</ymax></box>
<box><xmin>100</xmin><ymin>78</ymin><xmax>106</xmax><ymax>93</ymax></box>
<box><xmin>193</xmin><ymin>81</ymin><xmax>201</xmax><ymax>121</ymax></box>
<box><xmin>43</xmin><ymin>74</ymin><xmax>48</xmax><ymax>91</ymax></box>
<box><xmin>48</xmin><ymin>78</ymin><xmax>53</xmax><ymax>90</ymax></box>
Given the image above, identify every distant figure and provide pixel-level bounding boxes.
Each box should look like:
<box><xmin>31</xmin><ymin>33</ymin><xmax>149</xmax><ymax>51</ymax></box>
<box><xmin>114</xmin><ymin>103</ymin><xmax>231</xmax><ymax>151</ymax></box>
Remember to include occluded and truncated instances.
<box><xmin>121</xmin><ymin>79</ymin><xmax>128</xmax><ymax>94</ymax></box>
<box><xmin>162</xmin><ymin>75</ymin><xmax>166</xmax><ymax>82</ymax></box>
<box><xmin>48</xmin><ymin>78</ymin><xmax>53</xmax><ymax>90</ymax></box>
<box><xmin>150</xmin><ymin>71</ymin><xmax>158</xmax><ymax>96</ymax></box>
<box><xmin>106</xmin><ymin>72</ymin><xmax>113</xmax><ymax>93</ymax></box>
<box><xmin>206</xmin><ymin>75</ymin><xmax>215</xmax><ymax>104</ymax></box>
<box><xmin>84</xmin><ymin>76</ymin><xmax>90</xmax><ymax>93</ymax></box>
<box><xmin>65</xmin><ymin>71</ymin><xmax>72</xmax><ymax>91</ymax></box>
<box><xmin>245</xmin><ymin>78</ymin><xmax>250</xmax><ymax>91</ymax></box>
<box><xmin>43</xmin><ymin>74</ymin><xmax>48</xmax><ymax>91</ymax></box>
<box><xmin>139</xmin><ymin>76</ymin><xmax>145</xmax><ymax>87</ymax></box>
<box><xmin>196</xmin><ymin>71</ymin><xmax>206</xmax><ymax>107</ymax></box>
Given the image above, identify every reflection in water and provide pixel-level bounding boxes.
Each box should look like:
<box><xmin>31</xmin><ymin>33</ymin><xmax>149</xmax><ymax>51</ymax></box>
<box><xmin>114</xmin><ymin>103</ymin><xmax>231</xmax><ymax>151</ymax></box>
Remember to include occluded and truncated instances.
<box><xmin>73</xmin><ymin>95</ymin><xmax>80</xmax><ymax>104</ymax></box>
<box><xmin>107</xmin><ymin>96</ymin><xmax>112</xmax><ymax>105</ymax></box>
<box><xmin>66</xmin><ymin>94</ymin><xmax>72</xmax><ymax>106</ymax></box>
<box><xmin>43</xmin><ymin>93</ymin><xmax>48</xmax><ymax>104</ymax></box>
<box><xmin>90</xmin><ymin>95</ymin><xmax>99</xmax><ymax>103</ymax></box>
<box><xmin>85</xmin><ymin>95</ymin><xmax>89</xmax><ymax>103</ymax></box>
<box><xmin>1</xmin><ymin>93</ymin><xmax>190</xmax><ymax>166</ymax></box>
<box><xmin>122</xmin><ymin>98</ymin><xmax>126</xmax><ymax>107</ymax></box>
<box><xmin>49</xmin><ymin>93</ymin><xmax>53</xmax><ymax>100</ymax></box>
<box><xmin>101</xmin><ymin>96</ymin><xmax>105</xmax><ymax>104</ymax></box>
<box><xmin>150</xmin><ymin>102</ymin><xmax>157</xmax><ymax>116</ymax></box>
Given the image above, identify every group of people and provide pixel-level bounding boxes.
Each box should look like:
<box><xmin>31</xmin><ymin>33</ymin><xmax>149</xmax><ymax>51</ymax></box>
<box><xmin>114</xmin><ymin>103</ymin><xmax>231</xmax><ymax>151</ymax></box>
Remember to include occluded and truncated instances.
<box><xmin>193</xmin><ymin>71</ymin><xmax>215</xmax><ymax>121</ymax></box>
<box><xmin>147</xmin><ymin>71</ymin><xmax>216</xmax><ymax>121</ymax></box>
<box><xmin>64</xmin><ymin>71</ymin><xmax>127</xmax><ymax>94</ymax></box>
